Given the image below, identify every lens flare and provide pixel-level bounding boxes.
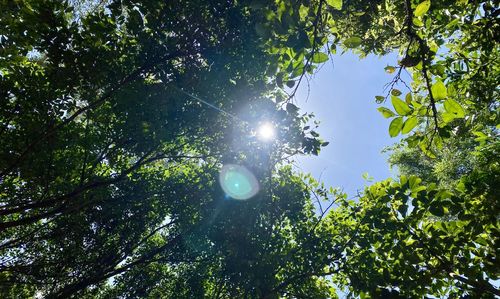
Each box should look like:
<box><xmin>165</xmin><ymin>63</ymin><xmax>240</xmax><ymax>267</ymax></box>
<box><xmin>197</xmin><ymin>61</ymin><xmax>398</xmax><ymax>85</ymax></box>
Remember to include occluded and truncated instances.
<box><xmin>219</xmin><ymin>164</ymin><xmax>259</xmax><ymax>200</ymax></box>
<box><xmin>257</xmin><ymin>122</ymin><xmax>275</xmax><ymax>141</ymax></box>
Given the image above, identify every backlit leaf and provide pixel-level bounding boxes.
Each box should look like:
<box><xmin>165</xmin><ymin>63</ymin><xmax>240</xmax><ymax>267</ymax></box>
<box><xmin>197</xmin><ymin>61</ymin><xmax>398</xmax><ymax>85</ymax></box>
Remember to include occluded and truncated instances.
<box><xmin>431</xmin><ymin>80</ymin><xmax>447</xmax><ymax>100</ymax></box>
<box><xmin>391</xmin><ymin>95</ymin><xmax>412</xmax><ymax>116</ymax></box>
<box><xmin>311</xmin><ymin>52</ymin><xmax>329</xmax><ymax>63</ymax></box>
<box><xmin>402</xmin><ymin>116</ymin><xmax>418</xmax><ymax>134</ymax></box>
<box><xmin>389</xmin><ymin>117</ymin><xmax>404</xmax><ymax>137</ymax></box>
<box><xmin>344</xmin><ymin>36</ymin><xmax>362</xmax><ymax>48</ymax></box>
<box><xmin>377</xmin><ymin>107</ymin><xmax>395</xmax><ymax>118</ymax></box>
<box><xmin>385</xmin><ymin>66</ymin><xmax>396</xmax><ymax>74</ymax></box>
<box><xmin>413</xmin><ymin>17</ymin><xmax>424</xmax><ymax>27</ymax></box>
<box><xmin>443</xmin><ymin>99</ymin><xmax>465</xmax><ymax>118</ymax></box>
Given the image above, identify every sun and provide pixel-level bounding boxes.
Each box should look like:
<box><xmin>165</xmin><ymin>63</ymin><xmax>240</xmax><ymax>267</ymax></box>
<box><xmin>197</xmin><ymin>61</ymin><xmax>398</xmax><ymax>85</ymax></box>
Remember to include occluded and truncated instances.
<box><xmin>257</xmin><ymin>122</ymin><xmax>276</xmax><ymax>141</ymax></box>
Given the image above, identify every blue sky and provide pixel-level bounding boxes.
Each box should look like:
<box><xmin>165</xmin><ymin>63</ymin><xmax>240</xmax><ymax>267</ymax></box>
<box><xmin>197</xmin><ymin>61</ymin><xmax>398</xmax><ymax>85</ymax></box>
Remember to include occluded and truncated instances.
<box><xmin>295</xmin><ymin>52</ymin><xmax>404</xmax><ymax>196</ymax></box>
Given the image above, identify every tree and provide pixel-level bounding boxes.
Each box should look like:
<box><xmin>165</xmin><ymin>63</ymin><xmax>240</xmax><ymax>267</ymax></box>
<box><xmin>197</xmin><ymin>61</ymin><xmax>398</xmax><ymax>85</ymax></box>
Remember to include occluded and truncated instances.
<box><xmin>0</xmin><ymin>0</ymin><xmax>329</xmax><ymax>297</ymax></box>
<box><xmin>323</xmin><ymin>0</ymin><xmax>500</xmax><ymax>297</ymax></box>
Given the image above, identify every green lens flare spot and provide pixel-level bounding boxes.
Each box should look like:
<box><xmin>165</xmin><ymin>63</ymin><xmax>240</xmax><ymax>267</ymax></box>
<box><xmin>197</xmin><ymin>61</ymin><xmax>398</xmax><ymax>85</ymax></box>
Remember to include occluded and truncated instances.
<box><xmin>219</xmin><ymin>164</ymin><xmax>259</xmax><ymax>200</ymax></box>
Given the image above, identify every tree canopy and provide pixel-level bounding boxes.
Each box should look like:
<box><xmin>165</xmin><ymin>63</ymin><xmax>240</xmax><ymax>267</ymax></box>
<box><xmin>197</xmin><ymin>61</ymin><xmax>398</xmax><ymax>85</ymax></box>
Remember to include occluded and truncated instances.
<box><xmin>0</xmin><ymin>0</ymin><xmax>498</xmax><ymax>298</ymax></box>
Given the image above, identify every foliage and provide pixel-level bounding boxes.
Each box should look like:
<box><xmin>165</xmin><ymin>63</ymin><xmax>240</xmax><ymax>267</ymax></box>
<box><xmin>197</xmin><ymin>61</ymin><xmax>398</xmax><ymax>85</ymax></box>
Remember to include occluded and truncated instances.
<box><xmin>0</xmin><ymin>0</ymin><xmax>326</xmax><ymax>297</ymax></box>
<box><xmin>0</xmin><ymin>0</ymin><xmax>498</xmax><ymax>298</ymax></box>
<box><xmin>325</xmin><ymin>0</ymin><xmax>500</xmax><ymax>297</ymax></box>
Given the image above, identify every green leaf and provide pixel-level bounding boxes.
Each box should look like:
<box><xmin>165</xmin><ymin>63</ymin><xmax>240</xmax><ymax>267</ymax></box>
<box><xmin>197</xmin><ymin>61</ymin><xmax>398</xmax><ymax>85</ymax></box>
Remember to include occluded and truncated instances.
<box><xmin>389</xmin><ymin>117</ymin><xmax>404</xmax><ymax>137</ymax></box>
<box><xmin>414</xmin><ymin>1</ymin><xmax>431</xmax><ymax>17</ymax></box>
<box><xmin>442</xmin><ymin>112</ymin><xmax>456</xmax><ymax>123</ymax></box>
<box><xmin>377</xmin><ymin>107</ymin><xmax>395</xmax><ymax>118</ymax></box>
<box><xmin>326</xmin><ymin>0</ymin><xmax>342</xmax><ymax>10</ymax></box>
<box><xmin>298</xmin><ymin>4</ymin><xmax>308</xmax><ymax>20</ymax></box>
<box><xmin>330</xmin><ymin>44</ymin><xmax>337</xmax><ymax>54</ymax></box>
<box><xmin>391</xmin><ymin>89</ymin><xmax>402</xmax><ymax>96</ymax></box>
<box><xmin>443</xmin><ymin>99</ymin><xmax>465</xmax><ymax>118</ymax></box>
<box><xmin>311</xmin><ymin>52</ymin><xmax>329</xmax><ymax>63</ymax></box>
<box><xmin>385</xmin><ymin>66</ymin><xmax>396</xmax><ymax>74</ymax></box>
<box><xmin>412</xmin><ymin>185</ymin><xmax>427</xmax><ymax>195</ymax></box>
<box><xmin>404</xmin><ymin>238</ymin><xmax>417</xmax><ymax>246</ymax></box>
<box><xmin>419</xmin><ymin>140</ymin><xmax>436</xmax><ymax>158</ymax></box>
<box><xmin>391</xmin><ymin>95</ymin><xmax>412</xmax><ymax>116</ymax></box>
<box><xmin>472</xmin><ymin>131</ymin><xmax>488</xmax><ymax>144</ymax></box>
<box><xmin>475</xmin><ymin>236</ymin><xmax>489</xmax><ymax>246</ymax></box>
<box><xmin>290</xmin><ymin>66</ymin><xmax>304</xmax><ymax>78</ymax></box>
<box><xmin>413</xmin><ymin>17</ymin><xmax>424</xmax><ymax>27</ymax></box>
<box><xmin>375</xmin><ymin>96</ymin><xmax>385</xmax><ymax>103</ymax></box>
<box><xmin>362</xmin><ymin>172</ymin><xmax>374</xmax><ymax>181</ymax></box>
<box><xmin>402</xmin><ymin>116</ymin><xmax>418</xmax><ymax>134</ymax></box>
<box><xmin>431</xmin><ymin>80</ymin><xmax>447</xmax><ymax>100</ymax></box>
<box><xmin>409</xmin><ymin>176</ymin><xmax>422</xmax><ymax>190</ymax></box>
<box><xmin>344</xmin><ymin>36</ymin><xmax>362</xmax><ymax>48</ymax></box>
<box><xmin>405</xmin><ymin>93</ymin><xmax>412</xmax><ymax>104</ymax></box>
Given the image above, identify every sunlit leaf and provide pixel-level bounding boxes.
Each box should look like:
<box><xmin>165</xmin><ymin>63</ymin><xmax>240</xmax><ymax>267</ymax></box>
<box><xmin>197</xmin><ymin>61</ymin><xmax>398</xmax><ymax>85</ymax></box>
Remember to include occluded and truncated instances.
<box><xmin>377</xmin><ymin>107</ymin><xmax>395</xmax><ymax>118</ymax></box>
<box><xmin>402</xmin><ymin>116</ymin><xmax>418</xmax><ymax>134</ymax></box>
<box><xmin>419</xmin><ymin>140</ymin><xmax>436</xmax><ymax>158</ymax></box>
<box><xmin>311</xmin><ymin>52</ymin><xmax>329</xmax><ymax>63</ymax></box>
<box><xmin>405</xmin><ymin>93</ymin><xmax>412</xmax><ymax>104</ymax></box>
<box><xmin>443</xmin><ymin>99</ymin><xmax>465</xmax><ymax>118</ymax></box>
<box><xmin>414</xmin><ymin>1</ymin><xmax>431</xmax><ymax>17</ymax></box>
<box><xmin>389</xmin><ymin>117</ymin><xmax>404</xmax><ymax>137</ymax></box>
<box><xmin>344</xmin><ymin>36</ymin><xmax>363</xmax><ymax>48</ymax></box>
<box><xmin>391</xmin><ymin>95</ymin><xmax>412</xmax><ymax>116</ymax></box>
<box><xmin>431</xmin><ymin>80</ymin><xmax>447</xmax><ymax>100</ymax></box>
<box><xmin>326</xmin><ymin>0</ymin><xmax>342</xmax><ymax>10</ymax></box>
<box><xmin>413</xmin><ymin>17</ymin><xmax>424</xmax><ymax>27</ymax></box>
<box><xmin>385</xmin><ymin>66</ymin><xmax>396</xmax><ymax>74</ymax></box>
